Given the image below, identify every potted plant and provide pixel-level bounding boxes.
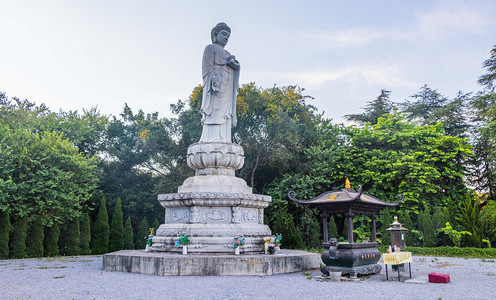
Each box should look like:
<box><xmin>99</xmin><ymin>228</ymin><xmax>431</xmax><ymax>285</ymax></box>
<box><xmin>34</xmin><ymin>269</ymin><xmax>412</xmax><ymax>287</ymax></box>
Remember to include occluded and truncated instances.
<box><xmin>233</xmin><ymin>235</ymin><xmax>245</xmax><ymax>255</ymax></box>
<box><xmin>175</xmin><ymin>235</ymin><xmax>190</xmax><ymax>254</ymax></box>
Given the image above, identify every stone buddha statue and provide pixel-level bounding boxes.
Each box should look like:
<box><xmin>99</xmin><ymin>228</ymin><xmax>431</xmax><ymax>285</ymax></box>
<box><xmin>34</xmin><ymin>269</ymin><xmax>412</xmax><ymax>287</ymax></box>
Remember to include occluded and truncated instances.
<box><xmin>200</xmin><ymin>22</ymin><xmax>240</xmax><ymax>143</ymax></box>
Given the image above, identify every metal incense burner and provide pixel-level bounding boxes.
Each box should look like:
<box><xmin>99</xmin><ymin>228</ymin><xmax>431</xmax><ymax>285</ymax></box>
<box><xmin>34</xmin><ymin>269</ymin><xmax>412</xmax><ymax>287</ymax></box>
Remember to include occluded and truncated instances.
<box><xmin>288</xmin><ymin>180</ymin><xmax>403</xmax><ymax>278</ymax></box>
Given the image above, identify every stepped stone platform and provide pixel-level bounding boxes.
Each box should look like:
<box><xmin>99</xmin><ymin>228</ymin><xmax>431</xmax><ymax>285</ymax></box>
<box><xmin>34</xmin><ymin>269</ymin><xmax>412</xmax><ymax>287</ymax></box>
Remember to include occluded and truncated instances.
<box><xmin>102</xmin><ymin>250</ymin><xmax>321</xmax><ymax>276</ymax></box>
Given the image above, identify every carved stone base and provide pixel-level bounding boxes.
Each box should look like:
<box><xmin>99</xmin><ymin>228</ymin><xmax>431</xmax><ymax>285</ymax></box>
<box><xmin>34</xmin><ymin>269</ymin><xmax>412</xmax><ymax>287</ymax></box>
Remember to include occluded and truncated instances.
<box><xmin>178</xmin><ymin>175</ymin><xmax>252</xmax><ymax>194</ymax></box>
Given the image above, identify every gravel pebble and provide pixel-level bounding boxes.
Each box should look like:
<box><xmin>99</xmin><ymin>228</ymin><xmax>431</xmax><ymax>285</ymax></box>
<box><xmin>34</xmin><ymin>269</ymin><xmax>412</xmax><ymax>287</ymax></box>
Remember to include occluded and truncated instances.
<box><xmin>0</xmin><ymin>255</ymin><xmax>495</xmax><ymax>299</ymax></box>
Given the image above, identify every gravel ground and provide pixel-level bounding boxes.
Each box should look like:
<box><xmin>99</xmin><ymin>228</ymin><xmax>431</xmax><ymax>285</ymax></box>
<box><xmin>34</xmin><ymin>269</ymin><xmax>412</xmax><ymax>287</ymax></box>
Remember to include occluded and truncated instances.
<box><xmin>0</xmin><ymin>255</ymin><xmax>495</xmax><ymax>300</ymax></box>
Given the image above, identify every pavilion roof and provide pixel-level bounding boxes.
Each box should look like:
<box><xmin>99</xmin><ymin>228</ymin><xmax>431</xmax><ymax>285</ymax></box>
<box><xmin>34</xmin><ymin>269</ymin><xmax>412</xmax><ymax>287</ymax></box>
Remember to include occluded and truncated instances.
<box><xmin>288</xmin><ymin>185</ymin><xmax>403</xmax><ymax>214</ymax></box>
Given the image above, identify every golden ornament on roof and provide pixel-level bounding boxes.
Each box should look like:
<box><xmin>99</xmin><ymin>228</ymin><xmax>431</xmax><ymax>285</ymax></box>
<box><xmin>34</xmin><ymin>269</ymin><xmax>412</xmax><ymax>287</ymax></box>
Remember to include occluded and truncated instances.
<box><xmin>345</xmin><ymin>178</ymin><xmax>351</xmax><ymax>189</ymax></box>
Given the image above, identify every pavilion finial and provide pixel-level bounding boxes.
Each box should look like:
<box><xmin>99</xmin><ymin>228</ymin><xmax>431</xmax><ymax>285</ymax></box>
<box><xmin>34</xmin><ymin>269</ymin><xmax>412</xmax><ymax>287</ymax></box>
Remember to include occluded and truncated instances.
<box><xmin>345</xmin><ymin>178</ymin><xmax>351</xmax><ymax>189</ymax></box>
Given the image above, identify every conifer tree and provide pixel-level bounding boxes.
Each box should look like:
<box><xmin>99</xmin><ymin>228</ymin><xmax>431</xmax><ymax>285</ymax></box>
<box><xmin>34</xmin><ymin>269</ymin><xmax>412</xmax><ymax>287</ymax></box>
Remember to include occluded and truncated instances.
<box><xmin>44</xmin><ymin>223</ymin><xmax>60</xmax><ymax>257</ymax></box>
<box><xmin>124</xmin><ymin>216</ymin><xmax>134</xmax><ymax>249</ymax></box>
<box><xmin>63</xmin><ymin>218</ymin><xmax>80</xmax><ymax>256</ymax></box>
<box><xmin>10</xmin><ymin>216</ymin><xmax>27</xmax><ymax>259</ymax></box>
<box><xmin>380</xmin><ymin>209</ymin><xmax>391</xmax><ymax>246</ymax></box>
<box><xmin>152</xmin><ymin>218</ymin><xmax>160</xmax><ymax>233</ymax></box>
<box><xmin>327</xmin><ymin>216</ymin><xmax>338</xmax><ymax>240</ymax></box>
<box><xmin>109</xmin><ymin>198</ymin><xmax>124</xmax><ymax>252</ymax></box>
<box><xmin>0</xmin><ymin>210</ymin><xmax>11</xmax><ymax>259</ymax></box>
<box><xmin>271</xmin><ymin>209</ymin><xmax>304</xmax><ymax>249</ymax></box>
<box><xmin>92</xmin><ymin>198</ymin><xmax>110</xmax><ymax>254</ymax></box>
<box><xmin>399</xmin><ymin>211</ymin><xmax>415</xmax><ymax>247</ymax></box>
<box><xmin>79</xmin><ymin>213</ymin><xmax>91</xmax><ymax>255</ymax></box>
<box><xmin>420</xmin><ymin>207</ymin><xmax>436</xmax><ymax>247</ymax></box>
<box><xmin>135</xmin><ymin>217</ymin><xmax>149</xmax><ymax>250</ymax></box>
<box><xmin>26</xmin><ymin>217</ymin><xmax>44</xmax><ymax>258</ymax></box>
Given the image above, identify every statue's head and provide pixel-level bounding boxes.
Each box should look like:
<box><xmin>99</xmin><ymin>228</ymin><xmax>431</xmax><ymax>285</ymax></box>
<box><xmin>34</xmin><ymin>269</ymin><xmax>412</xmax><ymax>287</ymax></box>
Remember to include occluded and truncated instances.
<box><xmin>211</xmin><ymin>22</ymin><xmax>231</xmax><ymax>46</ymax></box>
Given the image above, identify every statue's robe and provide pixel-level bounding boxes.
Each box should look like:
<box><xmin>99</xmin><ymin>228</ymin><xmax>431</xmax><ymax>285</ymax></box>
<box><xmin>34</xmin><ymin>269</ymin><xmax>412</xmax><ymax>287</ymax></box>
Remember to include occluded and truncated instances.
<box><xmin>200</xmin><ymin>43</ymin><xmax>240</xmax><ymax>142</ymax></box>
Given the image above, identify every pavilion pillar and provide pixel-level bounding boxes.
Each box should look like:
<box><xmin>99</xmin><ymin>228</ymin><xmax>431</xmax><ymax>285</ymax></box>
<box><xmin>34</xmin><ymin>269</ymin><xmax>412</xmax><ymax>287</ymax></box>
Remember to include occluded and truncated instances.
<box><xmin>321</xmin><ymin>213</ymin><xmax>330</xmax><ymax>243</ymax></box>
<box><xmin>371</xmin><ymin>214</ymin><xmax>377</xmax><ymax>242</ymax></box>
<box><xmin>346</xmin><ymin>208</ymin><xmax>354</xmax><ymax>243</ymax></box>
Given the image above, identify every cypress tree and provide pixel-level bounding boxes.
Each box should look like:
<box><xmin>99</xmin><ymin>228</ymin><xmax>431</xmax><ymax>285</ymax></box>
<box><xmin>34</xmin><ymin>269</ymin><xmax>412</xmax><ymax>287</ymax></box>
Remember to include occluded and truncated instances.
<box><xmin>152</xmin><ymin>218</ymin><xmax>160</xmax><ymax>232</ymax></box>
<box><xmin>400</xmin><ymin>211</ymin><xmax>415</xmax><ymax>247</ymax></box>
<box><xmin>92</xmin><ymin>198</ymin><xmax>110</xmax><ymax>254</ymax></box>
<box><xmin>271</xmin><ymin>209</ymin><xmax>304</xmax><ymax>249</ymax></box>
<box><xmin>136</xmin><ymin>217</ymin><xmax>149</xmax><ymax>250</ymax></box>
<box><xmin>44</xmin><ymin>223</ymin><xmax>60</xmax><ymax>257</ymax></box>
<box><xmin>26</xmin><ymin>217</ymin><xmax>44</xmax><ymax>258</ymax></box>
<box><xmin>420</xmin><ymin>208</ymin><xmax>436</xmax><ymax>247</ymax></box>
<box><xmin>79</xmin><ymin>213</ymin><xmax>91</xmax><ymax>255</ymax></box>
<box><xmin>327</xmin><ymin>216</ymin><xmax>339</xmax><ymax>240</ymax></box>
<box><xmin>10</xmin><ymin>216</ymin><xmax>27</xmax><ymax>259</ymax></box>
<box><xmin>109</xmin><ymin>198</ymin><xmax>124</xmax><ymax>252</ymax></box>
<box><xmin>124</xmin><ymin>216</ymin><xmax>134</xmax><ymax>249</ymax></box>
<box><xmin>62</xmin><ymin>218</ymin><xmax>80</xmax><ymax>256</ymax></box>
<box><xmin>380</xmin><ymin>209</ymin><xmax>391</xmax><ymax>246</ymax></box>
<box><xmin>298</xmin><ymin>209</ymin><xmax>321</xmax><ymax>248</ymax></box>
<box><xmin>0</xmin><ymin>210</ymin><xmax>11</xmax><ymax>259</ymax></box>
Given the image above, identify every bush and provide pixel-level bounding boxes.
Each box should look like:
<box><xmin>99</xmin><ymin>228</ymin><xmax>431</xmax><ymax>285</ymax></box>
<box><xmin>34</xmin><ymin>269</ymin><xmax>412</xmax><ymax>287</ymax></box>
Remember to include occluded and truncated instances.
<box><xmin>419</xmin><ymin>207</ymin><xmax>436</xmax><ymax>247</ymax></box>
<box><xmin>26</xmin><ymin>217</ymin><xmax>44</xmax><ymax>258</ymax></box>
<box><xmin>135</xmin><ymin>217</ymin><xmax>149</xmax><ymax>250</ymax></box>
<box><xmin>298</xmin><ymin>209</ymin><xmax>321</xmax><ymax>248</ymax></box>
<box><xmin>44</xmin><ymin>223</ymin><xmax>60</xmax><ymax>257</ymax></box>
<box><xmin>327</xmin><ymin>216</ymin><xmax>338</xmax><ymax>240</ymax></box>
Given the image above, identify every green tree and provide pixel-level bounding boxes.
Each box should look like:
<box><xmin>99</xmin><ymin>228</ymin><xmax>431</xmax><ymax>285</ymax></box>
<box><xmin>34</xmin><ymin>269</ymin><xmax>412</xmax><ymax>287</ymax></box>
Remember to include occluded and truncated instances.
<box><xmin>327</xmin><ymin>216</ymin><xmax>338</xmax><ymax>240</ymax></box>
<box><xmin>92</xmin><ymin>198</ymin><xmax>110</xmax><ymax>254</ymax></box>
<box><xmin>152</xmin><ymin>218</ymin><xmax>160</xmax><ymax>233</ymax></box>
<box><xmin>380</xmin><ymin>209</ymin><xmax>392</xmax><ymax>246</ymax></box>
<box><xmin>135</xmin><ymin>216</ymin><xmax>149</xmax><ymax>250</ymax></box>
<box><xmin>0</xmin><ymin>124</ymin><xmax>99</xmax><ymax>226</ymax></box>
<box><xmin>10</xmin><ymin>216</ymin><xmax>27</xmax><ymax>259</ymax></box>
<box><xmin>478</xmin><ymin>44</ymin><xmax>496</xmax><ymax>92</ymax></box>
<box><xmin>26</xmin><ymin>217</ymin><xmax>44</xmax><ymax>258</ymax></box>
<box><xmin>419</xmin><ymin>207</ymin><xmax>436</xmax><ymax>247</ymax></box>
<box><xmin>124</xmin><ymin>216</ymin><xmax>134</xmax><ymax>249</ymax></box>
<box><xmin>80</xmin><ymin>212</ymin><xmax>91</xmax><ymax>255</ymax></box>
<box><xmin>298</xmin><ymin>208</ymin><xmax>321</xmax><ymax>248</ymax></box>
<box><xmin>399</xmin><ymin>211</ymin><xmax>415</xmax><ymax>247</ymax></box>
<box><xmin>345</xmin><ymin>89</ymin><xmax>394</xmax><ymax>125</ymax></box>
<box><xmin>0</xmin><ymin>210</ymin><xmax>11</xmax><ymax>258</ymax></box>
<box><xmin>44</xmin><ymin>223</ymin><xmax>60</xmax><ymax>257</ymax></box>
<box><xmin>62</xmin><ymin>218</ymin><xmax>80</xmax><ymax>256</ymax></box>
<box><xmin>109</xmin><ymin>198</ymin><xmax>124</xmax><ymax>252</ymax></box>
<box><xmin>271</xmin><ymin>208</ymin><xmax>304</xmax><ymax>249</ymax></box>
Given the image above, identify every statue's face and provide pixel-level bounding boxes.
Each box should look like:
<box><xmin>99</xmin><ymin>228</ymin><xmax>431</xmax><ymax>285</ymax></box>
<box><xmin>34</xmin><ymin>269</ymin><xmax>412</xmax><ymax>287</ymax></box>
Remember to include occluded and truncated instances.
<box><xmin>214</xmin><ymin>30</ymin><xmax>230</xmax><ymax>47</ymax></box>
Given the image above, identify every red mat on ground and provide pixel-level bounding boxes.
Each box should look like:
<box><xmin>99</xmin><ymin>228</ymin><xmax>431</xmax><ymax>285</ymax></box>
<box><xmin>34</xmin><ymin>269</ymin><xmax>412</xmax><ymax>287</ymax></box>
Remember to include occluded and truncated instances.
<box><xmin>428</xmin><ymin>272</ymin><xmax>450</xmax><ymax>283</ymax></box>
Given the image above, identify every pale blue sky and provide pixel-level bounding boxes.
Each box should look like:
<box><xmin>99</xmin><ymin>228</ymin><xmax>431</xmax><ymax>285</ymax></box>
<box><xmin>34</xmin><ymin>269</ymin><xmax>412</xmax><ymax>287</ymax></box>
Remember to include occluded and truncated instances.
<box><xmin>1</xmin><ymin>0</ymin><xmax>495</xmax><ymax>122</ymax></box>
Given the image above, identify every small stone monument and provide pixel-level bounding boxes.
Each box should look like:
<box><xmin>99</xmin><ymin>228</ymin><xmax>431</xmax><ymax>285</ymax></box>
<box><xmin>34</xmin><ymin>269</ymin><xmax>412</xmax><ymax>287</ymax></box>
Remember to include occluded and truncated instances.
<box><xmin>151</xmin><ymin>23</ymin><xmax>272</xmax><ymax>253</ymax></box>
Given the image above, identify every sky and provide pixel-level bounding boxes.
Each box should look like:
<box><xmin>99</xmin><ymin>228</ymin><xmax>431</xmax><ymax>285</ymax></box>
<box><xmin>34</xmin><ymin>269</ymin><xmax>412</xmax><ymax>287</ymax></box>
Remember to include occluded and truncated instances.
<box><xmin>1</xmin><ymin>0</ymin><xmax>495</xmax><ymax>123</ymax></box>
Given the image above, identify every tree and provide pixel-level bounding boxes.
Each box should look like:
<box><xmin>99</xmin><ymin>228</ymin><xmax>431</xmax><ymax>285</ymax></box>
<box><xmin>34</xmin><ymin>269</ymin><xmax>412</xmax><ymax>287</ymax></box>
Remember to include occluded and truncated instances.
<box><xmin>92</xmin><ymin>198</ymin><xmax>110</xmax><ymax>254</ymax></box>
<box><xmin>10</xmin><ymin>216</ymin><xmax>27</xmax><ymax>259</ymax></box>
<box><xmin>26</xmin><ymin>217</ymin><xmax>44</xmax><ymax>257</ymax></box>
<box><xmin>0</xmin><ymin>210</ymin><xmax>11</xmax><ymax>258</ymax></box>
<box><xmin>298</xmin><ymin>208</ymin><xmax>321</xmax><ymax>248</ymax></box>
<box><xmin>271</xmin><ymin>208</ymin><xmax>304</xmax><ymax>249</ymax></box>
<box><xmin>345</xmin><ymin>89</ymin><xmax>394</xmax><ymax>125</ymax></box>
<box><xmin>419</xmin><ymin>207</ymin><xmax>436</xmax><ymax>247</ymax></box>
<box><xmin>478</xmin><ymin>44</ymin><xmax>496</xmax><ymax>92</ymax></box>
<box><xmin>44</xmin><ymin>223</ymin><xmax>60</xmax><ymax>257</ymax></box>
<box><xmin>124</xmin><ymin>216</ymin><xmax>134</xmax><ymax>249</ymax></box>
<box><xmin>109</xmin><ymin>198</ymin><xmax>124</xmax><ymax>252</ymax></box>
<box><xmin>62</xmin><ymin>218</ymin><xmax>80</xmax><ymax>256</ymax></box>
<box><xmin>380</xmin><ymin>209</ymin><xmax>391</xmax><ymax>246</ymax></box>
<box><xmin>400</xmin><ymin>85</ymin><xmax>470</xmax><ymax>138</ymax></box>
<box><xmin>135</xmin><ymin>217</ymin><xmax>149</xmax><ymax>250</ymax></box>
<box><xmin>80</xmin><ymin>212</ymin><xmax>91</xmax><ymax>255</ymax></box>
<box><xmin>400</xmin><ymin>211</ymin><xmax>415</xmax><ymax>247</ymax></box>
<box><xmin>327</xmin><ymin>216</ymin><xmax>338</xmax><ymax>240</ymax></box>
<box><xmin>0</xmin><ymin>124</ymin><xmax>99</xmax><ymax>226</ymax></box>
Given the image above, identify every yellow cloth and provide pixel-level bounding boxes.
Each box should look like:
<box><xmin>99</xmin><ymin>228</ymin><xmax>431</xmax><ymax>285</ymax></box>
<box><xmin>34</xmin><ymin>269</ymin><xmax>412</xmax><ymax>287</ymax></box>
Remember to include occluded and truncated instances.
<box><xmin>382</xmin><ymin>252</ymin><xmax>412</xmax><ymax>265</ymax></box>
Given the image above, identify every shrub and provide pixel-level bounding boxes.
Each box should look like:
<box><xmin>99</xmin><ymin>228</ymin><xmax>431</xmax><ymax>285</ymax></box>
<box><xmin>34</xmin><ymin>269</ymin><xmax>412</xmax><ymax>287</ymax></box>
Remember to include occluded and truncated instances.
<box><xmin>0</xmin><ymin>210</ymin><xmax>11</xmax><ymax>259</ymax></box>
<box><xmin>135</xmin><ymin>217</ymin><xmax>149</xmax><ymax>250</ymax></box>
<box><xmin>10</xmin><ymin>216</ymin><xmax>27</xmax><ymax>259</ymax></box>
<box><xmin>124</xmin><ymin>216</ymin><xmax>134</xmax><ymax>249</ymax></box>
<box><xmin>92</xmin><ymin>198</ymin><xmax>109</xmax><ymax>254</ymax></box>
<box><xmin>271</xmin><ymin>208</ymin><xmax>304</xmax><ymax>249</ymax></box>
<box><xmin>80</xmin><ymin>213</ymin><xmax>91</xmax><ymax>255</ymax></box>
